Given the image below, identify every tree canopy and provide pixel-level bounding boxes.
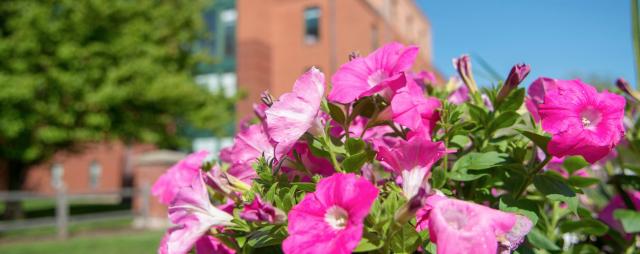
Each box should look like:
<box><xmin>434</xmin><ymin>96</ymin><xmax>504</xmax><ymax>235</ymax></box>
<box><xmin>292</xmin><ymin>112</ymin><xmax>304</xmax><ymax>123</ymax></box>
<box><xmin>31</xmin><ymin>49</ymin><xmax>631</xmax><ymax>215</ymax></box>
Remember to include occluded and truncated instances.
<box><xmin>0</xmin><ymin>0</ymin><xmax>234</xmax><ymax>169</ymax></box>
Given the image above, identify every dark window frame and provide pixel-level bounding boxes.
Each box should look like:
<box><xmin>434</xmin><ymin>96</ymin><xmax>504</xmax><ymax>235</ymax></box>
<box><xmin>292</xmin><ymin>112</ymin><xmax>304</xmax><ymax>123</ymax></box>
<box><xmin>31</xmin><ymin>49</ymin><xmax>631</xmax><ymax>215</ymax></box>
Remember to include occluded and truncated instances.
<box><xmin>303</xmin><ymin>7</ymin><xmax>321</xmax><ymax>45</ymax></box>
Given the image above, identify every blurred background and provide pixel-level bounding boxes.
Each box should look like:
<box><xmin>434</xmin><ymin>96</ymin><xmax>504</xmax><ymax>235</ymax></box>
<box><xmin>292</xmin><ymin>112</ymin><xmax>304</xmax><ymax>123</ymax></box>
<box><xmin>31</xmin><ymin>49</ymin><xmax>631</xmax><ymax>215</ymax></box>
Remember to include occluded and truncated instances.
<box><xmin>0</xmin><ymin>0</ymin><xmax>636</xmax><ymax>253</ymax></box>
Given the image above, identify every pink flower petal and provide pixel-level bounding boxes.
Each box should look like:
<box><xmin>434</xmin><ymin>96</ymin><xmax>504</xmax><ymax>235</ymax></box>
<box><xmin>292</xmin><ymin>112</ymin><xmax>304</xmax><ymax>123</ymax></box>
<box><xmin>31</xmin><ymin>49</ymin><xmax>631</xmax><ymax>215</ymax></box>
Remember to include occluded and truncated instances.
<box><xmin>328</xmin><ymin>42</ymin><xmax>418</xmax><ymax>104</ymax></box>
<box><xmin>266</xmin><ymin>68</ymin><xmax>325</xmax><ymax>159</ymax></box>
<box><xmin>283</xmin><ymin>173</ymin><xmax>379</xmax><ymax>254</ymax></box>
<box><xmin>152</xmin><ymin>151</ymin><xmax>209</xmax><ymax>205</ymax></box>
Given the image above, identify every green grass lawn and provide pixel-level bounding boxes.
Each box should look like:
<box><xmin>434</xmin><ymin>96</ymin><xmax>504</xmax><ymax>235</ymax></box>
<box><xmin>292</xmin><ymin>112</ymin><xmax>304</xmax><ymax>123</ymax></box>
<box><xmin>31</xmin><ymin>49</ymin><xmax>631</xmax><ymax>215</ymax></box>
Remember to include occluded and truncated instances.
<box><xmin>0</xmin><ymin>199</ymin><xmax>131</xmax><ymax>221</ymax></box>
<box><xmin>0</xmin><ymin>230</ymin><xmax>164</xmax><ymax>254</ymax></box>
<box><xmin>0</xmin><ymin>217</ymin><xmax>135</xmax><ymax>240</ymax></box>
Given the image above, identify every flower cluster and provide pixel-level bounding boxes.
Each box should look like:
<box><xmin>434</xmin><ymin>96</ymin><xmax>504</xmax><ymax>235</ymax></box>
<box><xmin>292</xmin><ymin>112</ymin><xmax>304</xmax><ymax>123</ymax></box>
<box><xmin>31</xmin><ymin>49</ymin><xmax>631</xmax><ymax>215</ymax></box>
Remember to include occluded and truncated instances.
<box><xmin>152</xmin><ymin>43</ymin><xmax>638</xmax><ymax>254</ymax></box>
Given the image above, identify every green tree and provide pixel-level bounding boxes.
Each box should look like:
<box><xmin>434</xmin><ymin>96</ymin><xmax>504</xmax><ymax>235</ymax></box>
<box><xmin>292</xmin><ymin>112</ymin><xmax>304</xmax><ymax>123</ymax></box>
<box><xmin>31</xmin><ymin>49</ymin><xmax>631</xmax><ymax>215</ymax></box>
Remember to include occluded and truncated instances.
<box><xmin>0</xmin><ymin>0</ymin><xmax>234</xmax><ymax>218</ymax></box>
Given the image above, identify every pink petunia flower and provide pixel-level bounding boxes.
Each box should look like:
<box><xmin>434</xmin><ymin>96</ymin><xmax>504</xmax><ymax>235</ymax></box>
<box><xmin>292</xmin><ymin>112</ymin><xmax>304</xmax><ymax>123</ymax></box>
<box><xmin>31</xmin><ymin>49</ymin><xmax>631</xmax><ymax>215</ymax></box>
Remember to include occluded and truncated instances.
<box><xmin>240</xmin><ymin>196</ymin><xmax>286</xmax><ymax>224</ymax></box>
<box><xmin>408</xmin><ymin>70</ymin><xmax>437</xmax><ymax>87</ymax></box>
<box><xmin>331</xmin><ymin>116</ymin><xmax>396</xmax><ymax>147</ymax></box>
<box><xmin>418</xmin><ymin>194</ymin><xmax>532</xmax><ymax>254</ymax></box>
<box><xmin>221</xmin><ymin>124</ymin><xmax>274</xmax><ymax>164</ymax></box>
<box><xmin>281</xmin><ymin>142</ymin><xmax>335</xmax><ymax>180</ymax></box>
<box><xmin>159</xmin><ymin>201</ymin><xmax>236</xmax><ymax>254</ymax></box>
<box><xmin>152</xmin><ymin>150</ymin><xmax>209</xmax><ymax>205</ymax></box>
<box><xmin>529</xmin><ymin>78</ymin><xmax>626</xmax><ymax>163</ymax></box>
<box><xmin>448</xmin><ymin>82</ymin><xmax>469</xmax><ymax>105</ymax></box>
<box><xmin>328</xmin><ymin>42</ymin><xmax>418</xmax><ymax>104</ymax></box>
<box><xmin>205</xmin><ymin>164</ymin><xmax>253</xmax><ymax>199</ymax></box>
<box><xmin>598</xmin><ymin>191</ymin><xmax>640</xmax><ymax>237</ymax></box>
<box><xmin>163</xmin><ymin>173</ymin><xmax>234</xmax><ymax>254</ymax></box>
<box><xmin>525</xmin><ymin>77</ymin><xmax>558</xmax><ymax>122</ymax></box>
<box><xmin>194</xmin><ymin>236</ymin><xmax>236</xmax><ymax>254</ymax></box>
<box><xmin>266</xmin><ymin>67</ymin><xmax>325</xmax><ymax>159</ymax></box>
<box><xmin>390</xmin><ymin>73</ymin><xmax>442</xmax><ymax>136</ymax></box>
<box><xmin>282</xmin><ymin>173</ymin><xmax>379</xmax><ymax>254</ymax></box>
<box><xmin>376</xmin><ymin>133</ymin><xmax>447</xmax><ymax>199</ymax></box>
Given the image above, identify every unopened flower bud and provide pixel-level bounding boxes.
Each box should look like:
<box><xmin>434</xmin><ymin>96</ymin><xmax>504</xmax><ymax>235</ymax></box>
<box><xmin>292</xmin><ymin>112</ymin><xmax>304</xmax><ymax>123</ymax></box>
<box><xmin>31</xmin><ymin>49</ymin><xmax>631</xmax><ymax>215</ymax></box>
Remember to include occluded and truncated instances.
<box><xmin>453</xmin><ymin>55</ymin><xmax>478</xmax><ymax>94</ymax></box>
<box><xmin>497</xmin><ymin>63</ymin><xmax>530</xmax><ymax>103</ymax></box>
<box><xmin>616</xmin><ymin>78</ymin><xmax>640</xmax><ymax>101</ymax></box>
<box><xmin>394</xmin><ymin>188</ymin><xmax>428</xmax><ymax>224</ymax></box>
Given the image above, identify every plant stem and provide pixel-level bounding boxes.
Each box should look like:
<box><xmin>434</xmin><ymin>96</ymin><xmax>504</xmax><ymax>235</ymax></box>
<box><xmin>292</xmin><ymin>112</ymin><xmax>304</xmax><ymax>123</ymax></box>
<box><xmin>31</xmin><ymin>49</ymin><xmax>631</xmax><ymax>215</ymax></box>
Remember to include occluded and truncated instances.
<box><xmin>387</xmin><ymin>122</ymin><xmax>407</xmax><ymax>140</ymax></box>
<box><xmin>514</xmin><ymin>155</ymin><xmax>553</xmax><ymax>200</ymax></box>
<box><xmin>547</xmin><ymin>201</ymin><xmax>561</xmax><ymax>241</ymax></box>
<box><xmin>323</xmin><ymin>122</ymin><xmax>343</xmax><ymax>173</ymax></box>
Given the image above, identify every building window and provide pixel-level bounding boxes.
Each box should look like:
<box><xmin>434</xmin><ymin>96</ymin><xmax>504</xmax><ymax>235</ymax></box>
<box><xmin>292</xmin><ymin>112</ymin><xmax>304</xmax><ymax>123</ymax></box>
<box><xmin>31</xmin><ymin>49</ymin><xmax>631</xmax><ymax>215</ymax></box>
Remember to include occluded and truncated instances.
<box><xmin>89</xmin><ymin>160</ymin><xmax>102</xmax><ymax>189</ymax></box>
<box><xmin>371</xmin><ymin>25</ymin><xmax>379</xmax><ymax>50</ymax></box>
<box><xmin>304</xmin><ymin>7</ymin><xmax>320</xmax><ymax>44</ymax></box>
<box><xmin>51</xmin><ymin>163</ymin><xmax>64</xmax><ymax>189</ymax></box>
<box><xmin>220</xmin><ymin>9</ymin><xmax>237</xmax><ymax>58</ymax></box>
<box><xmin>203</xmin><ymin>9</ymin><xmax>218</xmax><ymax>56</ymax></box>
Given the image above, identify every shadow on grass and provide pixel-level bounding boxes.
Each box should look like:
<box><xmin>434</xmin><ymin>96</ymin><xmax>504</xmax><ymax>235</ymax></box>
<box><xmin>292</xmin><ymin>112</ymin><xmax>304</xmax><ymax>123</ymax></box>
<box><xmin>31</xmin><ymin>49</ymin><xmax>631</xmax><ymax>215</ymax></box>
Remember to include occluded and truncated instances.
<box><xmin>0</xmin><ymin>202</ymin><xmax>131</xmax><ymax>221</ymax></box>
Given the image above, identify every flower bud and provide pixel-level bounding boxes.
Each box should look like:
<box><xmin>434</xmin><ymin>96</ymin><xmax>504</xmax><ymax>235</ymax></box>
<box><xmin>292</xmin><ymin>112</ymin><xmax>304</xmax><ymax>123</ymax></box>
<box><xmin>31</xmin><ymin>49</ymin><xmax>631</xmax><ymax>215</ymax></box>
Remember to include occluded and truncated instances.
<box><xmin>394</xmin><ymin>188</ymin><xmax>428</xmax><ymax>224</ymax></box>
<box><xmin>616</xmin><ymin>78</ymin><xmax>640</xmax><ymax>101</ymax></box>
<box><xmin>497</xmin><ymin>63</ymin><xmax>530</xmax><ymax>103</ymax></box>
<box><xmin>453</xmin><ymin>55</ymin><xmax>478</xmax><ymax>94</ymax></box>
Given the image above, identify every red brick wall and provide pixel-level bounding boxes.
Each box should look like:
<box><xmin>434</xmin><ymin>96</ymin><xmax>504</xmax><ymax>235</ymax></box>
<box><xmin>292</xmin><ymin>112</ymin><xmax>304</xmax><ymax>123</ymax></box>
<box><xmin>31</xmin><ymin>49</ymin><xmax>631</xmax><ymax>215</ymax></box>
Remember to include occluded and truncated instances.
<box><xmin>236</xmin><ymin>0</ymin><xmax>436</xmax><ymax>121</ymax></box>
<box><xmin>0</xmin><ymin>141</ymin><xmax>155</xmax><ymax>194</ymax></box>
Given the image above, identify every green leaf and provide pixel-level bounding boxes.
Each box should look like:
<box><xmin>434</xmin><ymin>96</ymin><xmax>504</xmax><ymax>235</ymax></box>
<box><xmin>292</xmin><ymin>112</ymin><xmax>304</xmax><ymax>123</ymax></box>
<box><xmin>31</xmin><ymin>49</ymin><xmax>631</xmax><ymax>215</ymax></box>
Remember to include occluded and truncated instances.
<box><xmin>533</xmin><ymin>174</ymin><xmax>578</xmax><ymax>213</ymax></box>
<box><xmin>448</xmin><ymin>171</ymin><xmax>489</xmax><ymax>181</ymax></box>
<box><xmin>569</xmin><ymin>244</ymin><xmax>600</xmax><ymax>254</ymax></box>
<box><xmin>608</xmin><ymin>174</ymin><xmax>640</xmax><ymax>189</ymax></box>
<box><xmin>452</xmin><ymin>152</ymin><xmax>506</xmax><ymax>171</ymax></box>
<box><xmin>389</xmin><ymin>223</ymin><xmax>421</xmax><ymax>253</ymax></box>
<box><xmin>342</xmin><ymin>152</ymin><xmax>369</xmax><ymax>173</ymax></box>
<box><xmin>291</xmin><ymin>182</ymin><xmax>315</xmax><ymax>192</ymax></box>
<box><xmin>568</xmin><ymin>176</ymin><xmax>600</xmax><ymax>188</ymax></box>
<box><xmin>450</xmin><ymin>135</ymin><xmax>470</xmax><ymax>148</ymax></box>
<box><xmin>613</xmin><ymin>209</ymin><xmax>640</xmax><ymax>233</ymax></box>
<box><xmin>467</xmin><ymin>103</ymin><xmax>488</xmax><ymax>124</ymax></box>
<box><xmin>559</xmin><ymin>219</ymin><xmax>609</xmax><ymax>236</ymax></box>
<box><xmin>517</xmin><ymin>129</ymin><xmax>551</xmax><ymax>153</ymax></box>
<box><xmin>353</xmin><ymin>232</ymin><xmax>383</xmax><ymax>252</ymax></box>
<box><xmin>431</xmin><ymin>167</ymin><xmax>447</xmax><ymax>189</ymax></box>
<box><xmin>526</xmin><ymin>228</ymin><xmax>560</xmax><ymax>251</ymax></box>
<box><xmin>345</xmin><ymin>138</ymin><xmax>366</xmax><ymax>155</ymax></box>
<box><xmin>499</xmin><ymin>196</ymin><xmax>539</xmax><ymax>225</ymax></box>
<box><xmin>488</xmin><ymin>111</ymin><xmax>520</xmax><ymax>133</ymax></box>
<box><xmin>350</xmin><ymin>97</ymin><xmax>376</xmax><ymax>120</ymax></box>
<box><xmin>563</xmin><ymin>156</ymin><xmax>589</xmax><ymax>174</ymax></box>
<box><xmin>328</xmin><ymin>103</ymin><xmax>346</xmax><ymax>125</ymax></box>
<box><xmin>246</xmin><ymin>225</ymin><xmax>287</xmax><ymax>248</ymax></box>
<box><xmin>498</xmin><ymin>88</ymin><xmax>525</xmax><ymax>112</ymax></box>
<box><xmin>308</xmin><ymin>138</ymin><xmax>331</xmax><ymax>158</ymax></box>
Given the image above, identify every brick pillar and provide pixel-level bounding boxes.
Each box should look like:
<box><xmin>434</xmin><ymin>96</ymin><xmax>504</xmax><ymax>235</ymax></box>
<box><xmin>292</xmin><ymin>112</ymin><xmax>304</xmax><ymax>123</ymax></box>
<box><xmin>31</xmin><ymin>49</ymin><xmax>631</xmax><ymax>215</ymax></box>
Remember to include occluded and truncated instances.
<box><xmin>132</xmin><ymin>150</ymin><xmax>186</xmax><ymax>229</ymax></box>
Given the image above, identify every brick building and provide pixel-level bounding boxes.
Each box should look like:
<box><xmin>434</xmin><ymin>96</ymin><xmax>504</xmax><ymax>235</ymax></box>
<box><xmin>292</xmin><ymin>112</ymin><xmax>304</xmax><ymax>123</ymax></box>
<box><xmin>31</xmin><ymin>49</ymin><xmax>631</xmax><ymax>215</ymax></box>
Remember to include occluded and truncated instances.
<box><xmin>236</xmin><ymin>0</ymin><xmax>436</xmax><ymax>119</ymax></box>
<box><xmin>1</xmin><ymin>0</ymin><xmax>435</xmax><ymax>195</ymax></box>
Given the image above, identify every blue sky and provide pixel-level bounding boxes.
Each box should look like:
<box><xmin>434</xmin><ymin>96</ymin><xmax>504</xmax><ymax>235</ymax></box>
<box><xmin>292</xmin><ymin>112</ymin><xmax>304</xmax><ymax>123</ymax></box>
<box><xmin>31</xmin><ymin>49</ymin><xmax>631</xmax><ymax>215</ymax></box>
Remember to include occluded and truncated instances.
<box><xmin>417</xmin><ymin>0</ymin><xmax>636</xmax><ymax>87</ymax></box>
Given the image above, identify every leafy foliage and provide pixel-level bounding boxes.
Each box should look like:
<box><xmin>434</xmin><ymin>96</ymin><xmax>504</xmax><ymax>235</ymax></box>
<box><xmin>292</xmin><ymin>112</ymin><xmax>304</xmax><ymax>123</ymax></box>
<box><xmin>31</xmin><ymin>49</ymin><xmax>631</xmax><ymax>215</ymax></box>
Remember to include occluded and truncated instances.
<box><xmin>0</xmin><ymin>0</ymin><xmax>234</xmax><ymax>165</ymax></box>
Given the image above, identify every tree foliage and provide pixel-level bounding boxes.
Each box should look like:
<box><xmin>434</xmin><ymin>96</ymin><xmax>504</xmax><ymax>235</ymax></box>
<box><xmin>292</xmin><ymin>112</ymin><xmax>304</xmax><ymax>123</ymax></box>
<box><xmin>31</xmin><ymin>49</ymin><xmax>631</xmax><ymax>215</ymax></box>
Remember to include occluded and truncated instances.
<box><xmin>0</xmin><ymin>0</ymin><xmax>233</xmax><ymax>168</ymax></box>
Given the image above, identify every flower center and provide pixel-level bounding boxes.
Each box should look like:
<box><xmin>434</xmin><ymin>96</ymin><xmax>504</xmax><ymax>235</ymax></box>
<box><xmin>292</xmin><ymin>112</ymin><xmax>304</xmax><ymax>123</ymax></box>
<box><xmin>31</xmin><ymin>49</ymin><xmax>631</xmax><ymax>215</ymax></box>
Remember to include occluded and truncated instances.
<box><xmin>324</xmin><ymin>205</ymin><xmax>348</xmax><ymax>230</ymax></box>
<box><xmin>367</xmin><ymin>70</ymin><xmax>387</xmax><ymax>88</ymax></box>
<box><xmin>579</xmin><ymin>107</ymin><xmax>602</xmax><ymax>129</ymax></box>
